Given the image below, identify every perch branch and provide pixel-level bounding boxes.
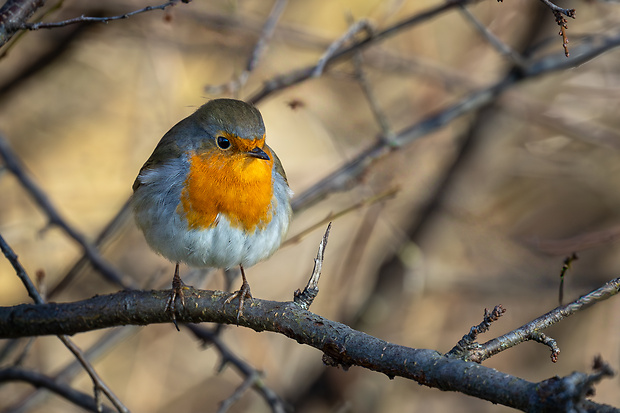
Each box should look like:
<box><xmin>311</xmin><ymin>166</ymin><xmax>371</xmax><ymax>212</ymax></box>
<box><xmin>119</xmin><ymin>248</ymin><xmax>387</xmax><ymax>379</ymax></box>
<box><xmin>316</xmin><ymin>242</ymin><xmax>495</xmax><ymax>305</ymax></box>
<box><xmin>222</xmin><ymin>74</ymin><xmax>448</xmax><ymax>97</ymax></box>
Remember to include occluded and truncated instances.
<box><xmin>0</xmin><ymin>280</ymin><xmax>617</xmax><ymax>412</ymax></box>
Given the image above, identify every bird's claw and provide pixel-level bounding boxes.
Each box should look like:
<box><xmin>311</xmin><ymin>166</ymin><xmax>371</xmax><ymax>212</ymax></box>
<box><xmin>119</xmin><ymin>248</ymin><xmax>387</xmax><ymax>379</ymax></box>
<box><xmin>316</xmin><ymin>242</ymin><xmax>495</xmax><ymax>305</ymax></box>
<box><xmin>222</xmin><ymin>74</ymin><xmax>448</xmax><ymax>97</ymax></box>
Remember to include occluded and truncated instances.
<box><xmin>225</xmin><ymin>279</ymin><xmax>252</xmax><ymax>324</ymax></box>
<box><xmin>166</xmin><ymin>264</ymin><xmax>186</xmax><ymax>331</ymax></box>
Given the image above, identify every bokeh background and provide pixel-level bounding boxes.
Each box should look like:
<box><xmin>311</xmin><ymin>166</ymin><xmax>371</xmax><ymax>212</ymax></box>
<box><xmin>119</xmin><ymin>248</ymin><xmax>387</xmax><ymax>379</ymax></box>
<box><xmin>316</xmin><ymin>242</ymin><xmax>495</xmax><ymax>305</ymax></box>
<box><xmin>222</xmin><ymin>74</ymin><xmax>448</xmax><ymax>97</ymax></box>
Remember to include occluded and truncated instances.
<box><xmin>1</xmin><ymin>0</ymin><xmax>620</xmax><ymax>412</ymax></box>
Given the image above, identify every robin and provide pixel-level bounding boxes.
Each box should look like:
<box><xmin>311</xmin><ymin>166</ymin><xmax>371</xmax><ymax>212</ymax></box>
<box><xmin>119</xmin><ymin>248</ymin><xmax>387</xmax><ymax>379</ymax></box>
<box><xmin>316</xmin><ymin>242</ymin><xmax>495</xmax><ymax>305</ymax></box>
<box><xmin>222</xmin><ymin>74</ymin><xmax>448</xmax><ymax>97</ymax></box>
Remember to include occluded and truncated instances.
<box><xmin>131</xmin><ymin>98</ymin><xmax>292</xmax><ymax>323</ymax></box>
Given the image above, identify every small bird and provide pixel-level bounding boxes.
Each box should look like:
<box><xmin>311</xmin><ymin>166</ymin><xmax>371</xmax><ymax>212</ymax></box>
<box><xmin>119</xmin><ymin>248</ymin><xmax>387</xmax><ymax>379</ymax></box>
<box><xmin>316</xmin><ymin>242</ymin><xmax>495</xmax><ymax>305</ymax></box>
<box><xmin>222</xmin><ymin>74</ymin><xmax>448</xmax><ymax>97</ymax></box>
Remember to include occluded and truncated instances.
<box><xmin>132</xmin><ymin>99</ymin><xmax>292</xmax><ymax>323</ymax></box>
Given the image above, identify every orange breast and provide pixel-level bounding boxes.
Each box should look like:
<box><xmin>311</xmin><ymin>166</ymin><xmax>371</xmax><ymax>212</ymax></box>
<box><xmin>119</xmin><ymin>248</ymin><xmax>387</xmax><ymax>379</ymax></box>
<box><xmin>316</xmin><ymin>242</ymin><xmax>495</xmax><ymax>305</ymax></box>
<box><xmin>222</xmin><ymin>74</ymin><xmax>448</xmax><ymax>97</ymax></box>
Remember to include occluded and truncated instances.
<box><xmin>179</xmin><ymin>148</ymin><xmax>275</xmax><ymax>232</ymax></box>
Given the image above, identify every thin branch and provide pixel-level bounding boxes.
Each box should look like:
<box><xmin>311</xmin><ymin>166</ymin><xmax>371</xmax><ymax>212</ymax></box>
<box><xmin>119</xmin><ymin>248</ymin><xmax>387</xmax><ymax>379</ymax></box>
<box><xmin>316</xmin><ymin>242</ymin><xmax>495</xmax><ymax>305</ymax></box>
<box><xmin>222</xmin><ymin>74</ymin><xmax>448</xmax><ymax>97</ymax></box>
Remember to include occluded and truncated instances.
<box><xmin>559</xmin><ymin>253</ymin><xmax>578</xmax><ymax>306</ymax></box>
<box><xmin>446</xmin><ymin>305</ymin><xmax>506</xmax><ymax>359</ymax></box>
<box><xmin>19</xmin><ymin>0</ymin><xmax>186</xmax><ymax>30</ymax></box>
<box><xmin>48</xmin><ymin>198</ymin><xmax>133</xmax><ymax>298</ymax></box>
<box><xmin>284</xmin><ymin>187</ymin><xmax>398</xmax><ymax>246</ymax></box>
<box><xmin>458</xmin><ymin>4</ymin><xmax>526</xmax><ymax>68</ymax></box>
<box><xmin>294</xmin><ymin>223</ymin><xmax>331</xmax><ymax>309</ymax></box>
<box><xmin>5</xmin><ymin>328</ymin><xmax>139</xmax><ymax>413</ymax></box>
<box><xmin>538</xmin><ymin>0</ymin><xmax>577</xmax><ymax>18</ymax></box>
<box><xmin>530</xmin><ymin>331</ymin><xmax>560</xmax><ymax>363</ymax></box>
<box><xmin>288</xmin><ymin>28</ymin><xmax>620</xmax><ymax>213</ymax></box>
<box><xmin>57</xmin><ymin>336</ymin><xmax>130</xmax><ymax>413</ymax></box>
<box><xmin>533</xmin><ymin>0</ymin><xmax>576</xmax><ymax>57</ymax></box>
<box><xmin>187</xmin><ymin>324</ymin><xmax>290</xmax><ymax>413</ymax></box>
<box><xmin>466</xmin><ymin>278</ymin><xmax>620</xmax><ymax>363</ymax></box>
<box><xmin>312</xmin><ymin>18</ymin><xmax>373</xmax><ymax>77</ymax></box>
<box><xmin>248</xmin><ymin>0</ymin><xmax>486</xmax><ymax>104</ymax></box>
<box><xmin>0</xmin><ymin>134</ymin><xmax>136</xmax><ymax>290</ymax></box>
<box><xmin>0</xmin><ymin>232</ymin><xmax>43</xmax><ymax>304</ymax></box>
<box><xmin>352</xmin><ymin>48</ymin><xmax>394</xmax><ymax>141</ymax></box>
<box><xmin>553</xmin><ymin>10</ymin><xmax>573</xmax><ymax>57</ymax></box>
<box><xmin>0</xmin><ymin>368</ymin><xmax>117</xmax><ymax>413</ymax></box>
<box><xmin>205</xmin><ymin>0</ymin><xmax>288</xmax><ymax>95</ymax></box>
<box><xmin>217</xmin><ymin>372</ymin><xmax>260</xmax><ymax>413</ymax></box>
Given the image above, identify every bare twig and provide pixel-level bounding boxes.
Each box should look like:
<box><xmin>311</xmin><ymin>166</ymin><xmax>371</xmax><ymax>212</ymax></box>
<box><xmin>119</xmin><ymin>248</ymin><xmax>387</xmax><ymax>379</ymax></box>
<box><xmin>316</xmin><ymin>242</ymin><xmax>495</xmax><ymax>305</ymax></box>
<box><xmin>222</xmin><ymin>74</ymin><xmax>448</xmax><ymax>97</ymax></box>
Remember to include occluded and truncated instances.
<box><xmin>48</xmin><ymin>198</ymin><xmax>133</xmax><ymax>297</ymax></box>
<box><xmin>294</xmin><ymin>223</ymin><xmax>331</xmax><ymax>309</ymax></box>
<box><xmin>57</xmin><ymin>336</ymin><xmax>130</xmax><ymax>413</ymax></box>
<box><xmin>559</xmin><ymin>253</ymin><xmax>578</xmax><ymax>306</ymax></box>
<box><xmin>446</xmin><ymin>305</ymin><xmax>506</xmax><ymax>359</ymax></box>
<box><xmin>249</xmin><ymin>0</ymin><xmax>486</xmax><ymax>104</ymax></box>
<box><xmin>217</xmin><ymin>372</ymin><xmax>260</xmax><ymax>413</ymax></box>
<box><xmin>284</xmin><ymin>187</ymin><xmax>398</xmax><ymax>246</ymax></box>
<box><xmin>6</xmin><ymin>328</ymin><xmax>138</xmax><ymax>413</ymax></box>
<box><xmin>187</xmin><ymin>324</ymin><xmax>290</xmax><ymax>413</ymax></box>
<box><xmin>20</xmin><ymin>0</ymin><xmax>187</xmax><ymax>30</ymax></box>
<box><xmin>289</xmin><ymin>29</ymin><xmax>620</xmax><ymax>213</ymax></box>
<box><xmin>313</xmin><ymin>19</ymin><xmax>373</xmax><ymax>77</ymax></box>
<box><xmin>553</xmin><ymin>10</ymin><xmax>573</xmax><ymax>57</ymax></box>
<box><xmin>466</xmin><ymin>277</ymin><xmax>620</xmax><ymax>363</ymax></box>
<box><xmin>539</xmin><ymin>0</ymin><xmax>577</xmax><ymax>18</ymax></box>
<box><xmin>0</xmin><ymin>368</ymin><xmax>117</xmax><ymax>413</ymax></box>
<box><xmin>533</xmin><ymin>0</ymin><xmax>576</xmax><ymax>57</ymax></box>
<box><xmin>0</xmin><ymin>232</ymin><xmax>44</xmax><ymax>304</ymax></box>
<box><xmin>352</xmin><ymin>49</ymin><xmax>394</xmax><ymax>141</ymax></box>
<box><xmin>530</xmin><ymin>331</ymin><xmax>560</xmax><ymax>363</ymax></box>
<box><xmin>458</xmin><ymin>4</ymin><xmax>527</xmax><ymax>68</ymax></box>
<box><xmin>205</xmin><ymin>0</ymin><xmax>288</xmax><ymax>95</ymax></box>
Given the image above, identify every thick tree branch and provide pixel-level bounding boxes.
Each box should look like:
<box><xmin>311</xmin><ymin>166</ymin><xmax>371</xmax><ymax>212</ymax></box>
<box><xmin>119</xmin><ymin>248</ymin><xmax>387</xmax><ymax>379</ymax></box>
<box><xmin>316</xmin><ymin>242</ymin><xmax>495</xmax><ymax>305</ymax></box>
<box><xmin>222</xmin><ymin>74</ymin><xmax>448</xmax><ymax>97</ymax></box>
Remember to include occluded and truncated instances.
<box><xmin>0</xmin><ymin>0</ymin><xmax>45</xmax><ymax>47</ymax></box>
<box><xmin>0</xmin><ymin>277</ymin><xmax>618</xmax><ymax>411</ymax></box>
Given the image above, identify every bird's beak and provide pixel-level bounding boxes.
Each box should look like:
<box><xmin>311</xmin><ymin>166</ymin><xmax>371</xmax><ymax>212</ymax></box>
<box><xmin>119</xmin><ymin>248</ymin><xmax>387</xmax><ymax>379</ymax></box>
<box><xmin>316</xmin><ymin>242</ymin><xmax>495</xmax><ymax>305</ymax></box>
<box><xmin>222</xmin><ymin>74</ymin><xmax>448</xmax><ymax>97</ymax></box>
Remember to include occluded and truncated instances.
<box><xmin>247</xmin><ymin>147</ymin><xmax>270</xmax><ymax>161</ymax></box>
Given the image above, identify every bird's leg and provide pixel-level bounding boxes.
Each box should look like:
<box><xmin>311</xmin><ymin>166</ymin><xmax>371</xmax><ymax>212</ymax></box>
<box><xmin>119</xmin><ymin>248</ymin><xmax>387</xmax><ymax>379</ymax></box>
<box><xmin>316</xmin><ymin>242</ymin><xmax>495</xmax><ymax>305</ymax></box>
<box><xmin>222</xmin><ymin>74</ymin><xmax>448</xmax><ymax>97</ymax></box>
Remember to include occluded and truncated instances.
<box><xmin>224</xmin><ymin>264</ymin><xmax>253</xmax><ymax>323</ymax></box>
<box><xmin>165</xmin><ymin>262</ymin><xmax>185</xmax><ymax>331</ymax></box>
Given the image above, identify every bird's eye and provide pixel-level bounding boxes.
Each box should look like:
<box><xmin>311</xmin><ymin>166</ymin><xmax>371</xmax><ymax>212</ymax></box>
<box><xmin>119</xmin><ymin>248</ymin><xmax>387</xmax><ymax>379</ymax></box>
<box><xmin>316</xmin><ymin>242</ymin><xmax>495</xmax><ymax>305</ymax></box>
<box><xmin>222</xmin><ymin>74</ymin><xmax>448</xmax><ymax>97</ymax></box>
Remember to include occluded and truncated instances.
<box><xmin>216</xmin><ymin>136</ymin><xmax>231</xmax><ymax>150</ymax></box>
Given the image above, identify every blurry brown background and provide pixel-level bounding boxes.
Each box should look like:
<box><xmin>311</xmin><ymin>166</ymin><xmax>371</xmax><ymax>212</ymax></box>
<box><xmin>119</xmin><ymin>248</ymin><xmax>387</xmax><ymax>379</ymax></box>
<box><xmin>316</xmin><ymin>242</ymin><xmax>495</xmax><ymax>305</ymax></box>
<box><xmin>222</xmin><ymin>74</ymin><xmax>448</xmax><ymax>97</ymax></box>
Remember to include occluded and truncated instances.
<box><xmin>1</xmin><ymin>0</ymin><xmax>619</xmax><ymax>412</ymax></box>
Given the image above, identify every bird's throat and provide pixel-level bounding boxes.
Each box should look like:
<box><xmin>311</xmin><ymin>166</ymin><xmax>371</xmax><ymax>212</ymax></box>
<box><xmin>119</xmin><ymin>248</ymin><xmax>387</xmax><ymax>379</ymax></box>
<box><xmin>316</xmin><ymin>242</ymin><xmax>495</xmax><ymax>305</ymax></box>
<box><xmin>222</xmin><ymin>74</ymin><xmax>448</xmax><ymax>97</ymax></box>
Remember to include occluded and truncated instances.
<box><xmin>179</xmin><ymin>150</ymin><xmax>274</xmax><ymax>232</ymax></box>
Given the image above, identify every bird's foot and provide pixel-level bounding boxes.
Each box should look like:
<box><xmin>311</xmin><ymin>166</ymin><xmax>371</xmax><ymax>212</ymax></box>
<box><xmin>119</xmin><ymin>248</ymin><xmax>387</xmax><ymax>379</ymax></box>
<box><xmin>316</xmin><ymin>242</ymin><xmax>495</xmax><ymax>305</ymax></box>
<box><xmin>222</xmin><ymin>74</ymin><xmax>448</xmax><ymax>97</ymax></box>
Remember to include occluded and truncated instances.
<box><xmin>165</xmin><ymin>263</ymin><xmax>186</xmax><ymax>331</ymax></box>
<box><xmin>224</xmin><ymin>278</ymin><xmax>252</xmax><ymax>324</ymax></box>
